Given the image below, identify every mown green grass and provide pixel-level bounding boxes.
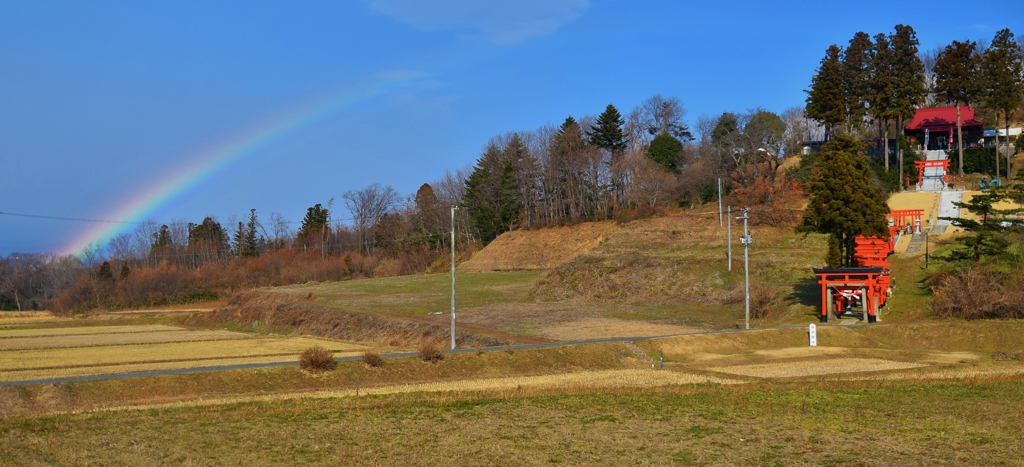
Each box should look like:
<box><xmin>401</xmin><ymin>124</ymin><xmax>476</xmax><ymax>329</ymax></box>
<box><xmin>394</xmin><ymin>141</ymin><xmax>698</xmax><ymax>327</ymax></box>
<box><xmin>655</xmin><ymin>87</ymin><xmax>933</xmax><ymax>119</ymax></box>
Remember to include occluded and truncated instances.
<box><xmin>278</xmin><ymin>271</ymin><xmax>542</xmax><ymax>318</ymax></box>
<box><xmin>3</xmin><ymin>379</ymin><xmax>1022</xmax><ymax>465</ymax></box>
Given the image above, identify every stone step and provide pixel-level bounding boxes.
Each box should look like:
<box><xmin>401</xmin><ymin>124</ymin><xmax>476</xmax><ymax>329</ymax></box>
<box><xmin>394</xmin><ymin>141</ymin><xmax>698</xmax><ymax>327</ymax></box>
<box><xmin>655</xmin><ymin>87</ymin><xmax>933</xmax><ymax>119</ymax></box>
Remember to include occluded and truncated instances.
<box><xmin>624</xmin><ymin>341</ymin><xmax>653</xmax><ymax>362</ymax></box>
<box><xmin>905</xmin><ymin>233</ymin><xmax>928</xmax><ymax>254</ymax></box>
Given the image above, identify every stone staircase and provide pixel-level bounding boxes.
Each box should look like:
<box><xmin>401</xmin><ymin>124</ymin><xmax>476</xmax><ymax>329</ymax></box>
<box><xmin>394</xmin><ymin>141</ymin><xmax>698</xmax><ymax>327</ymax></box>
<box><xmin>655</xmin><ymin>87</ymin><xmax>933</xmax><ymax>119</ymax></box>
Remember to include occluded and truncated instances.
<box><xmin>624</xmin><ymin>341</ymin><xmax>653</xmax><ymax>363</ymax></box>
<box><xmin>905</xmin><ymin>232</ymin><xmax>928</xmax><ymax>254</ymax></box>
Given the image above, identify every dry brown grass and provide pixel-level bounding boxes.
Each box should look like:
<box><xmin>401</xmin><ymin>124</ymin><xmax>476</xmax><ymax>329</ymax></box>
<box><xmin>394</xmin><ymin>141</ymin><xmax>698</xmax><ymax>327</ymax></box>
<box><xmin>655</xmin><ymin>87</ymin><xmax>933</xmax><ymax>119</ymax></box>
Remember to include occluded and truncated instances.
<box><xmin>0</xmin><ymin>336</ymin><xmax>364</xmax><ymax>374</ymax></box>
<box><xmin>460</xmin><ymin>221</ymin><xmax>620</xmax><ymax>272</ymax></box>
<box><xmin>708</xmin><ymin>357</ymin><xmax>928</xmax><ymax>378</ymax></box>
<box><xmin>0</xmin><ymin>311</ymin><xmax>64</xmax><ymax>327</ymax></box>
<box><xmin>540</xmin><ymin>317</ymin><xmax>698</xmax><ymax>340</ymax></box>
<box><xmin>81</xmin><ymin>368</ymin><xmax>743</xmax><ymax>414</ymax></box>
<box><xmin>0</xmin><ymin>329</ymin><xmax>249</xmax><ymax>351</ymax></box>
<box><xmin>0</xmin><ymin>355</ymin><xmax>318</xmax><ymax>383</ymax></box>
<box><xmin>0</xmin><ymin>324</ymin><xmax>181</xmax><ymax>338</ymax></box>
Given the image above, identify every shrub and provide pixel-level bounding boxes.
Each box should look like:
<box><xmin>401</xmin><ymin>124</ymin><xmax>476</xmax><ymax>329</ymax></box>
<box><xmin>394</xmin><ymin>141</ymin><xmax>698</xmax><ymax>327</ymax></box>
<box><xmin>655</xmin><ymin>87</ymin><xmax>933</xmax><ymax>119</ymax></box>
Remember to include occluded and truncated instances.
<box><xmin>749</xmin><ymin>281</ymin><xmax>782</xmax><ymax>320</ymax></box>
<box><xmin>417</xmin><ymin>341</ymin><xmax>443</xmax><ymax>363</ymax></box>
<box><xmin>298</xmin><ymin>345</ymin><xmax>336</xmax><ymax>373</ymax></box>
<box><xmin>362</xmin><ymin>350</ymin><xmax>385</xmax><ymax>367</ymax></box>
<box><xmin>932</xmin><ymin>267</ymin><xmax>1024</xmax><ymax>319</ymax></box>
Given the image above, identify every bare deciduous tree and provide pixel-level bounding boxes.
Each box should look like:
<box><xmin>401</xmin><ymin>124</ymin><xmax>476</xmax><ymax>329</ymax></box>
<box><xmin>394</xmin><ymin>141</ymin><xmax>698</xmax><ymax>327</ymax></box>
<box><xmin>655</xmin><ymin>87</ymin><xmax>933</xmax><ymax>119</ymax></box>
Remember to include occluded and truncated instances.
<box><xmin>342</xmin><ymin>183</ymin><xmax>400</xmax><ymax>254</ymax></box>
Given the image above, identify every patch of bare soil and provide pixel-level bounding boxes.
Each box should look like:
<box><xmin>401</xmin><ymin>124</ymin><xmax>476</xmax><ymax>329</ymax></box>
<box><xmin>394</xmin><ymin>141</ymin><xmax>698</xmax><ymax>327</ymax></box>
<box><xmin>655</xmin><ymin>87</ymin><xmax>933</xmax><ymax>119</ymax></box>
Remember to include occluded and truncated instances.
<box><xmin>460</xmin><ymin>221</ymin><xmax>620</xmax><ymax>272</ymax></box>
<box><xmin>107</xmin><ymin>301</ymin><xmax>223</xmax><ymax>314</ymax></box>
<box><xmin>540</xmin><ymin>318</ymin><xmax>699</xmax><ymax>341</ymax></box>
<box><xmin>708</xmin><ymin>357</ymin><xmax>928</xmax><ymax>378</ymax></box>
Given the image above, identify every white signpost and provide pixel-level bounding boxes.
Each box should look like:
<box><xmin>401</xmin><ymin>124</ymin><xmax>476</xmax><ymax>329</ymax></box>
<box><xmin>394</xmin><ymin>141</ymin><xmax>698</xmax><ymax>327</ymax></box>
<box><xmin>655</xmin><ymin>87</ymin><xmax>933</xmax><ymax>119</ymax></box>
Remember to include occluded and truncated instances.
<box><xmin>809</xmin><ymin>323</ymin><xmax>817</xmax><ymax>347</ymax></box>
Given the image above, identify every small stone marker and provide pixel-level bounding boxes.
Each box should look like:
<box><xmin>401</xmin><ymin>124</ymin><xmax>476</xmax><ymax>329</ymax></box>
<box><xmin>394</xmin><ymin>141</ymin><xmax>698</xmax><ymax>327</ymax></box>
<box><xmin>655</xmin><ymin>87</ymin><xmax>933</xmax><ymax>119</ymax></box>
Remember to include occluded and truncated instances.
<box><xmin>809</xmin><ymin>323</ymin><xmax>817</xmax><ymax>347</ymax></box>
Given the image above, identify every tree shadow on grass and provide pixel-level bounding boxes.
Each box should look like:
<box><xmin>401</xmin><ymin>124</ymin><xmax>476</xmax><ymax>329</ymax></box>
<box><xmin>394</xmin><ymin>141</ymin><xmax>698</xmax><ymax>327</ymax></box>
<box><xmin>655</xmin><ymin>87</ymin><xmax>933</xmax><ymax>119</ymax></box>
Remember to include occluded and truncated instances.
<box><xmin>788</xmin><ymin>276</ymin><xmax>820</xmax><ymax>311</ymax></box>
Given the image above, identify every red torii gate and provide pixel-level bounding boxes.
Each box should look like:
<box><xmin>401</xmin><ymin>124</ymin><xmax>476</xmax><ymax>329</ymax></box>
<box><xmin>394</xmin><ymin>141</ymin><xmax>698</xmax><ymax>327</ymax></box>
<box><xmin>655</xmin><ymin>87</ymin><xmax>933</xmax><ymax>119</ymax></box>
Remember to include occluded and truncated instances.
<box><xmin>811</xmin><ymin>235</ymin><xmax>894</xmax><ymax>324</ymax></box>
<box><xmin>812</xmin><ymin>267</ymin><xmax>888</xmax><ymax>323</ymax></box>
<box><xmin>914</xmin><ymin>159</ymin><xmax>950</xmax><ymax>188</ymax></box>
<box><xmin>888</xmin><ymin>209</ymin><xmax>923</xmax><ymax>237</ymax></box>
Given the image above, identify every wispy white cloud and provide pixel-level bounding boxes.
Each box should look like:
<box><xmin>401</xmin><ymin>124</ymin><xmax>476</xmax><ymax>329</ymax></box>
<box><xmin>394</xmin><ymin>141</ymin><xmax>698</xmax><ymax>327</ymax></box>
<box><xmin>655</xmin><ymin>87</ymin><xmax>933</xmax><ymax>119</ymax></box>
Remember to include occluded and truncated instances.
<box><xmin>363</xmin><ymin>0</ymin><xmax>590</xmax><ymax>45</ymax></box>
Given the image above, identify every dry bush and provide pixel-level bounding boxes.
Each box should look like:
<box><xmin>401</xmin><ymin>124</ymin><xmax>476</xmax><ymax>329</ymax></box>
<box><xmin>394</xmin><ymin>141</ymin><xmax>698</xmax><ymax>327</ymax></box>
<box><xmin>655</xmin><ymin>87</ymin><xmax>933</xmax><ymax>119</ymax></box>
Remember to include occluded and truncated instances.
<box><xmin>418</xmin><ymin>340</ymin><xmax>443</xmax><ymax>363</ymax></box>
<box><xmin>730</xmin><ymin>174</ymin><xmax>805</xmax><ymax>227</ymax></box>
<box><xmin>749</xmin><ymin>282</ymin><xmax>782</xmax><ymax>319</ymax></box>
<box><xmin>362</xmin><ymin>350</ymin><xmax>385</xmax><ymax>367</ymax></box>
<box><xmin>298</xmin><ymin>345</ymin><xmax>336</xmax><ymax>373</ymax></box>
<box><xmin>932</xmin><ymin>268</ymin><xmax>1024</xmax><ymax>319</ymax></box>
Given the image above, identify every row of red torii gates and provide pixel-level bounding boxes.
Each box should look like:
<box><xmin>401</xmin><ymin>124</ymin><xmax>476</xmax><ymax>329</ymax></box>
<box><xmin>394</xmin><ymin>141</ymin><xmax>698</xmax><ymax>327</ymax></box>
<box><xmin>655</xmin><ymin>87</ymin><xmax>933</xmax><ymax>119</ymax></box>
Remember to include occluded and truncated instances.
<box><xmin>811</xmin><ymin>209</ymin><xmax>923</xmax><ymax>323</ymax></box>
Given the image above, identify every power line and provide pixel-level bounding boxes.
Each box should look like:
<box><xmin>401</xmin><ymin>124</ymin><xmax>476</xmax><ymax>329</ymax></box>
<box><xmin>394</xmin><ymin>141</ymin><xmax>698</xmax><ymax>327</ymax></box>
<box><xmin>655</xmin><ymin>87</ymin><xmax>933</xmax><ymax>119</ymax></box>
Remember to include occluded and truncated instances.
<box><xmin>0</xmin><ymin>211</ymin><xmax>146</xmax><ymax>224</ymax></box>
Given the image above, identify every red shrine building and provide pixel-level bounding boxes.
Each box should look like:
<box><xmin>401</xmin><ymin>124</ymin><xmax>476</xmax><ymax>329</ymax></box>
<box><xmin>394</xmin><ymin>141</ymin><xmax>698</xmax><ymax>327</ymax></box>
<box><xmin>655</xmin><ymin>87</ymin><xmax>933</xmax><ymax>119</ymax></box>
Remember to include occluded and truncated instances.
<box><xmin>903</xmin><ymin>106</ymin><xmax>985</xmax><ymax>151</ymax></box>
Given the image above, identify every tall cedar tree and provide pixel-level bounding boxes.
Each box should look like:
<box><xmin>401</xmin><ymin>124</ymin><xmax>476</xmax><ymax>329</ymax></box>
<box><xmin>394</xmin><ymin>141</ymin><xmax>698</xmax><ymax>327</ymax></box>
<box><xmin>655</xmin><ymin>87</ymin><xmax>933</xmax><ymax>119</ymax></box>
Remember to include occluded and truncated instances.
<box><xmin>982</xmin><ymin>28</ymin><xmax>1024</xmax><ymax>181</ymax></box>
<box><xmin>806</xmin><ymin>44</ymin><xmax>846</xmax><ymax>140</ymax></box>
<box><xmin>842</xmin><ymin>32</ymin><xmax>873</xmax><ymax>134</ymax></box>
<box><xmin>587</xmin><ymin>104</ymin><xmax>627</xmax><ymax>205</ymax></box>
<box><xmin>889</xmin><ymin>24</ymin><xmax>926</xmax><ymax>184</ymax></box>
<box><xmin>797</xmin><ymin>134</ymin><xmax>890</xmax><ymax>267</ymax></box>
<box><xmin>239</xmin><ymin>209</ymin><xmax>260</xmax><ymax>257</ymax></box>
<box><xmin>868</xmin><ymin>33</ymin><xmax>896</xmax><ymax>170</ymax></box>
<box><xmin>933</xmin><ymin>40</ymin><xmax>981</xmax><ymax>177</ymax></box>
<box><xmin>587</xmin><ymin>104</ymin><xmax>628</xmax><ymax>153</ymax></box>
<box><xmin>646</xmin><ymin>132</ymin><xmax>683</xmax><ymax>173</ymax></box>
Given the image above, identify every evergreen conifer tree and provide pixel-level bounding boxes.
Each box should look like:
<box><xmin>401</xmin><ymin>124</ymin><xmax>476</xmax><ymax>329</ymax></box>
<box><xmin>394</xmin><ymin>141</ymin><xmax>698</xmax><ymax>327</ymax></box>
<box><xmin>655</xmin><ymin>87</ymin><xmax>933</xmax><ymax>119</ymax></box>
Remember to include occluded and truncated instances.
<box><xmin>806</xmin><ymin>44</ymin><xmax>846</xmax><ymax>140</ymax></box>
<box><xmin>934</xmin><ymin>40</ymin><xmax>981</xmax><ymax>176</ymax></box>
<box><xmin>889</xmin><ymin>24</ymin><xmax>926</xmax><ymax>183</ymax></box>
<box><xmin>867</xmin><ymin>33</ymin><xmax>896</xmax><ymax>170</ymax></box>
<box><xmin>982</xmin><ymin>28</ymin><xmax>1024</xmax><ymax>181</ymax></box>
<box><xmin>842</xmin><ymin>32</ymin><xmax>873</xmax><ymax>134</ymax></box>
<box><xmin>797</xmin><ymin>135</ymin><xmax>890</xmax><ymax>267</ymax></box>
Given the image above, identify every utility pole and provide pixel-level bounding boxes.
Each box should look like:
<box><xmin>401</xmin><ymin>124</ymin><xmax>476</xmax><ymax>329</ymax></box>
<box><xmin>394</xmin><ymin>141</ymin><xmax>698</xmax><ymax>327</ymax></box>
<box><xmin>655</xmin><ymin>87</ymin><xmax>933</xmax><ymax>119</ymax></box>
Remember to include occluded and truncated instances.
<box><xmin>727</xmin><ymin>206</ymin><xmax>732</xmax><ymax>271</ymax></box>
<box><xmin>717</xmin><ymin>178</ymin><xmax>723</xmax><ymax>226</ymax></box>
<box><xmin>737</xmin><ymin>208</ymin><xmax>751</xmax><ymax>330</ymax></box>
<box><xmin>450</xmin><ymin>205</ymin><xmax>458</xmax><ymax>350</ymax></box>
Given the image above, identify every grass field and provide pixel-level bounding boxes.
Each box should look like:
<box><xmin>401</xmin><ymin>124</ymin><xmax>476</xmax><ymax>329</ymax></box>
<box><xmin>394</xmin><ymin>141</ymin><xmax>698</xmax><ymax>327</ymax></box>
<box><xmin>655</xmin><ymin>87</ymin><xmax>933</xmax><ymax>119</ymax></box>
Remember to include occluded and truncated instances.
<box><xmin>2</xmin><ymin>378</ymin><xmax>1023</xmax><ymax>465</ymax></box>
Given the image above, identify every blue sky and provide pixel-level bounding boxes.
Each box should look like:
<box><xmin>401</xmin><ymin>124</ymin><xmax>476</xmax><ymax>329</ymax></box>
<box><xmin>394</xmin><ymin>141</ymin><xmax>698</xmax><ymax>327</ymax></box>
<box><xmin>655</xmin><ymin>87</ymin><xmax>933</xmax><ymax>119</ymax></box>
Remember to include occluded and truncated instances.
<box><xmin>1</xmin><ymin>0</ymin><xmax>1021</xmax><ymax>255</ymax></box>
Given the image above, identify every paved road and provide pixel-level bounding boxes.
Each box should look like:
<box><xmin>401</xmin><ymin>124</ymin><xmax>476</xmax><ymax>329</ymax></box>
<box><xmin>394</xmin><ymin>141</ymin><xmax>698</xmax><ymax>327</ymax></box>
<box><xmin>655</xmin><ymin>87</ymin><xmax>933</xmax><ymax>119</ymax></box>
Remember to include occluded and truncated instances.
<box><xmin>0</xmin><ymin>322</ymin><xmax>895</xmax><ymax>387</ymax></box>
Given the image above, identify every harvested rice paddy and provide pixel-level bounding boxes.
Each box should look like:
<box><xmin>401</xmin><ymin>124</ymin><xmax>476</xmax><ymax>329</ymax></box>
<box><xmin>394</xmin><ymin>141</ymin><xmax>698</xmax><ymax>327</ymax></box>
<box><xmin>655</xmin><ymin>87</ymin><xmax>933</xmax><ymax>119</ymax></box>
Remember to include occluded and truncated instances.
<box><xmin>708</xmin><ymin>357</ymin><xmax>928</xmax><ymax>378</ymax></box>
<box><xmin>0</xmin><ymin>324</ymin><xmax>182</xmax><ymax>338</ymax></box>
<box><xmin>0</xmin><ymin>315</ymin><xmax>371</xmax><ymax>383</ymax></box>
<box><xmin>0</xmin><ymin>329</ymin><xmax>249</xmax><ymax>350</ymax></box>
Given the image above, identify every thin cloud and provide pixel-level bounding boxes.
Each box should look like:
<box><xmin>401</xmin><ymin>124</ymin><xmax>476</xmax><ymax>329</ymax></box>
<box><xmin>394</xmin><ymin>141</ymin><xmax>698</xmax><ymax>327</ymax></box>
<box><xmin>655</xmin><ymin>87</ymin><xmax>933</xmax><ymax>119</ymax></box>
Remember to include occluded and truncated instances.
<box><xmin>363</xmin><ymin>0</ymin><xmax>590</xmax><ymax>44</ymax></box>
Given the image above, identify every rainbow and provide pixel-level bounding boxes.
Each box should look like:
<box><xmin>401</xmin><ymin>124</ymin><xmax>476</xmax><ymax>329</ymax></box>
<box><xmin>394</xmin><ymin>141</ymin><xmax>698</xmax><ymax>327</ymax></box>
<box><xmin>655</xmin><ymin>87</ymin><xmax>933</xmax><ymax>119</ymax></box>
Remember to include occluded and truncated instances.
<box><xmin>61</xmin><ymin>73</ymin><xmax>424</xmax><ymax>256</ymax></box>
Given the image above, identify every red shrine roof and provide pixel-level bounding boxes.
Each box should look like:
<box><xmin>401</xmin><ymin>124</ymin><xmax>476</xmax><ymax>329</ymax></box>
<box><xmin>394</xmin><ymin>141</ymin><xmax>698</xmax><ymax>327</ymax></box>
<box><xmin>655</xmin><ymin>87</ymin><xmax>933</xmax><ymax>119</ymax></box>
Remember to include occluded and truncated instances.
<box><xmin>904</xmin><ymin>106</ymin><xmax>983</xmax><ymax>131</ymax></box>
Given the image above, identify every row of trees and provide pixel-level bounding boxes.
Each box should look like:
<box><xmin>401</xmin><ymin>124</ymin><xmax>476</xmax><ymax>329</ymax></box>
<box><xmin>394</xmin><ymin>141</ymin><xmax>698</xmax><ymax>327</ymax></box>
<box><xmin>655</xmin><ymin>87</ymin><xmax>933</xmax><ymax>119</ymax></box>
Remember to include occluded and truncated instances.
<box><xmin>805</xmin><ymin>25</ymin><xmax>1024</xmax><ymax>180</ymax></box>
<box><xmin>461</xmin><ymin>95</ymin><xmax>815</xmax><ymax>243</ymax></box>
<box><xmin>930</xmin><ymin>29</ymin><xmax>1024</xmax><ymax>179</ymax></box>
